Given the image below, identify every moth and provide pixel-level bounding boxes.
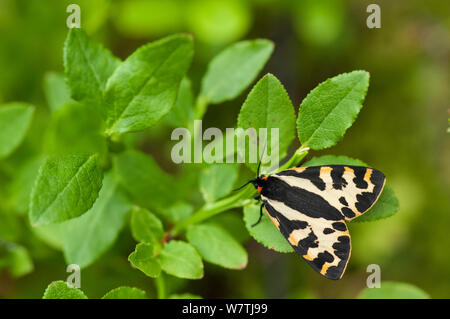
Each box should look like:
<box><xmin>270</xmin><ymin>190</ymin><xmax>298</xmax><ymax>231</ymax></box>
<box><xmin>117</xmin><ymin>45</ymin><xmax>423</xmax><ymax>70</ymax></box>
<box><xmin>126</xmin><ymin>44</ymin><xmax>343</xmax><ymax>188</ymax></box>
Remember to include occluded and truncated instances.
<box><xmin>248</xmin><ymin>164</ymin><xmax>385</xmax><ymax>280</ymax></box>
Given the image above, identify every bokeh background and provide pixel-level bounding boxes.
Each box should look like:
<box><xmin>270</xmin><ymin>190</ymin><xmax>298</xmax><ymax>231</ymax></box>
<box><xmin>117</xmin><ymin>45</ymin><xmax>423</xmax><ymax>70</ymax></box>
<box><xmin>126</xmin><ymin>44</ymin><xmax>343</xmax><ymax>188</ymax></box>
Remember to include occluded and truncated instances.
<box><xmin>0</xmin><ymin>0</ymin><xmax>448</xmax><ymax>298</ymax></box>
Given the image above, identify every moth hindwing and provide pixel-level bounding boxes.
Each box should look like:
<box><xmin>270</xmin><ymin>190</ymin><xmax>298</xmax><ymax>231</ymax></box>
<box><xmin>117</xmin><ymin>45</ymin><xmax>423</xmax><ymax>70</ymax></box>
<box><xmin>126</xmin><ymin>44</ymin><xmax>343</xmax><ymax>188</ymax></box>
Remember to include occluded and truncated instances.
<box><xmin>255</xmin><ymin>165</ymin><xmax>386</xmax><ymax>280</ymax></box>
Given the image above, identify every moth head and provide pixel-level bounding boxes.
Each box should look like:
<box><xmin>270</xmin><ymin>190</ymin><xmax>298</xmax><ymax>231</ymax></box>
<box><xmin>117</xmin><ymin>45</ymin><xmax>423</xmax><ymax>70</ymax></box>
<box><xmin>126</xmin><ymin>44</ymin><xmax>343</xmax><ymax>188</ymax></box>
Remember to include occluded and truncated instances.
<box><xmin>251</xmin><ymin>175</ymin><xmax>267</xmax><ymax>191</ymax></box>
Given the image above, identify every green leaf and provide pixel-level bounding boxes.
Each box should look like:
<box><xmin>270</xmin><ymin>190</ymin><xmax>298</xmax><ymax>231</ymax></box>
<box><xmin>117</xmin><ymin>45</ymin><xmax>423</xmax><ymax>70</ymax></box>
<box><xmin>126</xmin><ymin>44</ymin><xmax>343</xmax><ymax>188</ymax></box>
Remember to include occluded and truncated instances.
<box><xmin>29</xmin><ymin>154</ymin><xmax>103</xmax><ymax>226</ymax></box>
<box><xmin>0</xmin><ymin>102</ymin><xmax>34</xmax><ymax>159</ymax></box>
<box><xmin>165</xmin><ymin>77</ymin><xmax>195</xmax><ymax>127</ymax></box>
<box><xmin>210</xmin><ymin>212</ymin><xmax>250</xmax><ymax>243</ymax></box>
<box><xmin>44</xmin><ymin>72</ymin><xmax>74</xmax><ymax>112</ymax></box>
<box><xmin>0</xmin><ymin>242</ymin><xmax>34</xmax><ymax>277</ymax></box>
<box><xmin>61</xmin><ymin>173</ymin><xmax>131</xmax><ymax>268</ymax></box>
<box><xmin>104</xmin><ymin>34</ymin><xmax>194</xmax><ymax>135</ymax></box>
<box><xmin>9</xmin><ymin>156</ymin><xmax>45</xmax><ymax>215</ymax></box>
<box><xmin>199</xmin><ymin>163</ymin><xmax>239</xmax><ymax>203</ymax></box>
<box><xmin>170</xmin><ymin>293</ymin><xmax>202</xmax><ymax>299</ymax></box>
<box><xmin>186</xmin><ymin>0</ymin><xmax>250</xmax><ymax>45</ymax></box>
<box><xmin>243</xmin><ymin>204</ymin><xmax>293</xmax><ymax>253</ymax></box>
<box><xmin>44</xmin><ymin>103</ymin><xmax>107</xmax><ymax>157</ymax></box>
<box><xmin>359</xmin><ymin>281</ymin><xmax>429</xmax><ymax>299</ymax></box>
<box><xmin>102</xmin><ymin>286</ymin><xmax>147</xmax><ymax>299</ymax></box>
<box><xmin>237</xmin><ymin>74</ymin><xmax>296</xmax><ymax>172</ymax></box>
<box><xmin>130</xmin><ymin>207</ymin><xmax>164</xmax><ymax>246</ymax></box>
<box><xmin>43</xmin><ymin>281</ymin><xmax>88</xmax><ymax>299</ymax></box>
<box><xmin>303</xmin><ymin>155</ymin><xmax>399</xmax><ymax>222</ymax></box>
<box><xmin>114</xmin><ymin>150</ymin><xmax>178</xmax><ymax>211</ymax></box>
<box><xmin>297</xmin><ymin>70</ymin><xmax>370</xmax><ymax>150</ymax></box>
<box><xmin>162</xmin><ymin>202</ymin><xmax>194</xmax><ymax>224</ymax></box>
<box><xmin>7</xmin><ymin>244</ymin><xmax>33</xmax><ymax>277</ymax></box>
<box><xmin>201</xmin><ymin>39</ymin><xmax>274</xmax><ymax>104</ymax></box>
<box><xmin>160</xmin><ymin>240</ymin><xmax>203</xmax><ymax>279</ymax></box>
<box><xmin>293</xmin><ymin>0</ymin><xmax>345</xmax><ymax>47</ymax></box>
<box><xmin>114</xmin><ymin>0</ymin><xmax>184</xmax><ymax>38</ymax></box>
<box><xmin>128</xmin><ymin>243</ymin><xmax>161</xmax><ymax>278</ymax></box>
<box><xmin>64</xmin><ymin>28</ymin><xmax>120</xmax><ymax>104</ymax></box>
<box><xmin>31</xmin><ymin>223</ymin><xmax>64</xmax><ymax>251</ymax></box>
<box><xmin>187</xmin><ymin>223</ymin><xmax>247</xmax><ymax>269</ymax></box>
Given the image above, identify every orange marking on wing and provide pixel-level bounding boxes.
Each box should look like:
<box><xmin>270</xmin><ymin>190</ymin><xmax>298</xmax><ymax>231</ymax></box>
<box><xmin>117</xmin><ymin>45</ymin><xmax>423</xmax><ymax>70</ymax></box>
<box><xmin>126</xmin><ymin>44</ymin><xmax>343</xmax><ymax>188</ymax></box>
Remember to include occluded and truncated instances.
<box><xmin>321</xmin><ymin>263</ymin><xmax>332</xmax><ymax>275</ymax></box>
<box><xmin>303</xmin><ymin>254</ymin><xmax>314</xmax><ymax>261</ymax></box>
<box><xmin>284</xmin><ymin>167</ymin><xmax>306</xmax><ymax>173</ymax></box>
<box><xmin>352</xmin><ymin>210</ymin><xmax>361</xmax><ymax>217</ymax></box>
<box><xmin>344</xmin><ymin>166</ymin><xmax>354</xmax><ymax>174</ymax></box>
<box><xmin>320</xmin><ymin>166</ymin><xmax>332</xmax><ymax>174</ymax></box>
<box><xmin>364</xmin><ymin>168</ymin><xmax>373</xmax><ymax>184</ymax></box>
<box><xmin>288</xmin><ymin>233</ymin><xmax>298</xmax><ymax>246</ymax></box>
<box><xmin>269</xmin><ymin>216</ymin><xmax>279</xmax><ymax>230</ymax></box>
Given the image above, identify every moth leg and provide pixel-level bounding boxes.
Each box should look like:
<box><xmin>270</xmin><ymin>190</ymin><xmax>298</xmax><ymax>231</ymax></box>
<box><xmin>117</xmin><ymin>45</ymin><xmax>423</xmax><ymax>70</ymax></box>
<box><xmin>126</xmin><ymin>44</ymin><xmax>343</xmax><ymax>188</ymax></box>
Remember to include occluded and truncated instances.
<box><xmin>251</xmin><ymin>203</ymin><xmax>264</xmax><ymax>227</ymax></box>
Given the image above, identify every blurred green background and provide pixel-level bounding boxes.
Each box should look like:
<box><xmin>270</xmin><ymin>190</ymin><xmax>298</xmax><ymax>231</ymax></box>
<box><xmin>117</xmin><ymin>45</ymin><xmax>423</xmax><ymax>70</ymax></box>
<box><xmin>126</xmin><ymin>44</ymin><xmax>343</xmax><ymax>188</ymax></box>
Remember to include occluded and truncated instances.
<box><xmin>0</xmin><ymin>0</ymin><xmax>449</xmax><ymax>298</ymax></box>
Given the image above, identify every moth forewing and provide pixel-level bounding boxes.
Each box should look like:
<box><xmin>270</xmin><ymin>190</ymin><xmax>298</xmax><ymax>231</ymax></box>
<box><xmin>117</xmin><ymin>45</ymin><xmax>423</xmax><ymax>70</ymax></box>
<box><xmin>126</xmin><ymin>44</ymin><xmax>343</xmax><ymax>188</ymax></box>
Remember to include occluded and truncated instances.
<box><xmin>253</xmin><ymin>165</ymin><xmax>386</xmax><ymax>279</ymax></box>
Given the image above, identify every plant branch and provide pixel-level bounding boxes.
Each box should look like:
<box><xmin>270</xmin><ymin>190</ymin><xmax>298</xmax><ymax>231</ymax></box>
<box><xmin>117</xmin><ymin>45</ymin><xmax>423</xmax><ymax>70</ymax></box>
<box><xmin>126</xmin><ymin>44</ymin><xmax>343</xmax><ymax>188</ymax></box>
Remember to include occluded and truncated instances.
<box><xmin>170</xmin><ymin>147</ymin><xmax>309</xmax><ymax>236</ymax></box>
<box><xmin>276</xmin><ymin>146</ymin><xmax>309</xmax><ymax>172</ymax></box>
<box><xmin>171</xmin><ymin>185</ymin><xmax>256</xmax><ymax>236</ymax></box>
<box><xmin>194</xmin><ymin>94</ymin><xmax>209</xmax><ymax>121</ymax></box>
<box><xmin>155</xmin><ymin>273</ymin><xmax>166</xmax><ymax>299</ymax></box>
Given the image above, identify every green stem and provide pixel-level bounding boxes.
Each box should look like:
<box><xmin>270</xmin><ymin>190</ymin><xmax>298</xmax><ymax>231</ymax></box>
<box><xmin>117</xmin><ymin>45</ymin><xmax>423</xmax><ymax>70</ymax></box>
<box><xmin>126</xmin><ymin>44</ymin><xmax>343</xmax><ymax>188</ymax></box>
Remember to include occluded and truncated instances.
<box><xmin>276</xmin><ymin>146</ymin><xmax>309</xmax><ymax>172</ymax></box>
<box><xmin>155</xmin><ymin>273</ymin><xmax>166</xmax><ymax>299</ymax></box>
<box><xmin>171</xmin><ymin>185</ymin><xmax>256</xmax><ymax>236</ymax></box>
<box><xmin>194</xmin><ymin>94</ymin><xmax>209</xmax><ymax>121</ymax></box>
<box><xmin>106</xmin><ymin>136</ymin><xmax>126</xmax><ymax>154</ymax></box>
<box><xmin>187</xmin><ymin>94</ymin><xmax>210</xmax><ymax>140</ymax></box>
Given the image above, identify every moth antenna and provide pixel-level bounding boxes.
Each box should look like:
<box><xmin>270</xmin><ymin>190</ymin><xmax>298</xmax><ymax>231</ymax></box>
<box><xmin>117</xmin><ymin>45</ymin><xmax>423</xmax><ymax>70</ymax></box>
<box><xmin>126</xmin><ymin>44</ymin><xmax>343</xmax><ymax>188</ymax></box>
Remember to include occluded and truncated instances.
<box><xmin>257</xmin><ymin>139</ymin><xmax>267</xmax><ymax>177</ymax></box>
<box><xmin>234</xmin><ymin>136</ymin><xmax>267</xmax><ymax>192</ymax></box>
<box><xmin>232</xmin><ymin>180</ymin><xmax>252</xmax><ymax>192</ymax></box>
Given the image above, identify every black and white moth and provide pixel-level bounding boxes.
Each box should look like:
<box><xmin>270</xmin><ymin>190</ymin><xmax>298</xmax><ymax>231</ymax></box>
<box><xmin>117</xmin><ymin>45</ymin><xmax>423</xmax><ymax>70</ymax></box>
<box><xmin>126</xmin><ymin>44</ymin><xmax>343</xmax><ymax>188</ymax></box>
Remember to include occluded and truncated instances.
<box><xmin>249</xmin><ymin>165</ymin><xmax>386</xmax><ymax>280</ymax></box>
